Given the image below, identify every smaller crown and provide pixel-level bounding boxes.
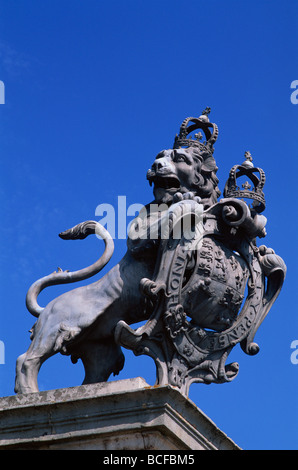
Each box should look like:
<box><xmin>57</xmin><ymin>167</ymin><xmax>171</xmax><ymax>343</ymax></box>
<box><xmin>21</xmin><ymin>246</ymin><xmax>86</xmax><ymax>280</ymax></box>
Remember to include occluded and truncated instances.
<box><xmin>173</xmin><ymin>107</ymin><xmax>219</xmax><ymax>154</ymax></box>
<box><xmin>223</xmin><ymin>151</ymin><xmax>266</xmax><ymax>213</ymax></box>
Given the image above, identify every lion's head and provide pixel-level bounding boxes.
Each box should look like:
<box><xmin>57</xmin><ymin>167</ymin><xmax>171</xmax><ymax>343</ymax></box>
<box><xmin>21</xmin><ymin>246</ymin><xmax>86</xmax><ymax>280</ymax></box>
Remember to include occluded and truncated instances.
<box><xmin>147</xmin><ymin>146</ymin><xmax>220</xmax><ymax>209</ymax></box>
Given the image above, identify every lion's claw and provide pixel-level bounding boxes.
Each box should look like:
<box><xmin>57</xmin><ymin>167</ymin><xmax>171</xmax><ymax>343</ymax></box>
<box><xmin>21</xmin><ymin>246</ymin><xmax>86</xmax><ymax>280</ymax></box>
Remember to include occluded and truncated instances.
<box><xmin>173</xmin><ymin>191</ymin><xmax>201</xmax><ymax>204</ymax></box>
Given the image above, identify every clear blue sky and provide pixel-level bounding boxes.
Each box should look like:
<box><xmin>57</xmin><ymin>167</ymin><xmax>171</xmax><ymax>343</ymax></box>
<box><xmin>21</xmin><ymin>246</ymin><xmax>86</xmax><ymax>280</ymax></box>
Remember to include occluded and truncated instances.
<box><xmin>0</xmin><ymin>0</ymin><xmax>297</xmax><ymax>450</ymax></box>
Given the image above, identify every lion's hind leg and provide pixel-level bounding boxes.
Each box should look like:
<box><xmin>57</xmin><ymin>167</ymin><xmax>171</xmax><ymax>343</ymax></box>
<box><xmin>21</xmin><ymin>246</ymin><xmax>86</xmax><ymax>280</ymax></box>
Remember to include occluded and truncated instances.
<box><xmin>15</xmin><ymin>344</ymin><xmax>53</xmax><ymax>395</ymax></box>
<box><xmin>15</xmin><ymin>336</ymin><xmax>58</xmax><ymax>394</ymax></box>
<box><xmin>15</xmin><ymin>348</ymin><xmax>48</xmax><ymax>395</ymax></box>
<box><xmin>15</xmin><ymin>352</ymin><xmax>30</xmax><ymax>394</ymax></box>
<box><xmin>14</xmin><ymin>319</ymin><xmax>78</xmax><ymax>394</ymax></box>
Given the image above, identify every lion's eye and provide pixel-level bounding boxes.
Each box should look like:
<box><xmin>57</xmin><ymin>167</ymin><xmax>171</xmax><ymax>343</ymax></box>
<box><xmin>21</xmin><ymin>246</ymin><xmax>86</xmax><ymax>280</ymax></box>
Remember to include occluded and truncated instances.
<box><xmin>175</xmin><ymin>154</ymin><xmax>187</xmax><ymax>163</ymax></box>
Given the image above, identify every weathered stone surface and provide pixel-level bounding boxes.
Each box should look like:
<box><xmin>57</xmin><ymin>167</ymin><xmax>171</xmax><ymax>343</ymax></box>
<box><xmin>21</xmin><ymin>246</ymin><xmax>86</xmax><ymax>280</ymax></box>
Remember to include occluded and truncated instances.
<box><xmin>0</xmin><ymin>378</ymin><xmax>239</xmax><ymax>450</ymax></box>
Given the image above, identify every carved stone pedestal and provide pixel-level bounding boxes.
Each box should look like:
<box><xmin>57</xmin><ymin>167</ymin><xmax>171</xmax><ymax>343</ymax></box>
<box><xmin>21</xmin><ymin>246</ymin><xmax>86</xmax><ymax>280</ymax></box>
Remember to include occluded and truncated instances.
<box><xmin>0</xmin><ymin>377</ymin><xmax>239</xmax><ymax>450</ymax></box>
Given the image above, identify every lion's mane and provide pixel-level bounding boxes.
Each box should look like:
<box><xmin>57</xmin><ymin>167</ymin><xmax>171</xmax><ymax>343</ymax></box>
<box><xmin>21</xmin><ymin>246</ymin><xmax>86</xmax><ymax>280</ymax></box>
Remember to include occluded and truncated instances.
<box><xmin>186</xmin><ymin>147</ymin><xmax>221</xmax><ymax>209</ymax></box>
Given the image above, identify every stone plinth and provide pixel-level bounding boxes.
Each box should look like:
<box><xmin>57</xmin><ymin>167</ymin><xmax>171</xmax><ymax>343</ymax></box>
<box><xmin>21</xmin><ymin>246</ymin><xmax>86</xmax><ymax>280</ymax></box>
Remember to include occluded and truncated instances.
<box><xmin>0</xmin><ymin>377</ymin><xmax>240</xmax><ymax>450</ymax></box>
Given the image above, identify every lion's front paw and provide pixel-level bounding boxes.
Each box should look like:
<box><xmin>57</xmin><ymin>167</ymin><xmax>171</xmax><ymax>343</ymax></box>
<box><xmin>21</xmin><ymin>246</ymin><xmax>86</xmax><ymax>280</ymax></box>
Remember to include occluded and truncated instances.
<box><xmin>173</xmin><ymin>191</ymin><xmax>201</xmax><ymax>204</ymax></box>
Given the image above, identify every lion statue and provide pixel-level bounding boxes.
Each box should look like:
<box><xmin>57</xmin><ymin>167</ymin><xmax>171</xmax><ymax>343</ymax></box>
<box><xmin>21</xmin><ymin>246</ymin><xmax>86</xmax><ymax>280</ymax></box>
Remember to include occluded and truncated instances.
<box><xmin>15</xmin><ymin>112</ymin><xmax>221</xmax><ymax>394</ymax></box>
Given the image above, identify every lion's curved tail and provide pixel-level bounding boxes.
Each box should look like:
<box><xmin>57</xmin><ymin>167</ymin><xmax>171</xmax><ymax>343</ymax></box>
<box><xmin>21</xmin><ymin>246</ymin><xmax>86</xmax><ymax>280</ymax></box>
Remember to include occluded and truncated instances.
<box><xmin>26</xmin><ymin>221</ymin><xmax>114</xmax><ymax>318</ymax></box>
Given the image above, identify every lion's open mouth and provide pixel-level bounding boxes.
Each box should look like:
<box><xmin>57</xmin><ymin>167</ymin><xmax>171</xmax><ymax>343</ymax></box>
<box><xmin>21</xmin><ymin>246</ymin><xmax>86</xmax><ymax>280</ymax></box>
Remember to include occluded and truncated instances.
<box><xmin>150</xmin><ymin>175</ymin><xmax>180</xmax><ymax>191</ymax></box>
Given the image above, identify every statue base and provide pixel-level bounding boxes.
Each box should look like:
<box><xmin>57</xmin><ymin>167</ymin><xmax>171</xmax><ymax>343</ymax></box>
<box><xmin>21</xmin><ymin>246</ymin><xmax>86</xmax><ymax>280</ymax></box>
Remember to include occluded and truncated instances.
<box><xmin>0</xmin><ymin>378</ymin><xmax>239</xmax><ymax>450</ymax></box>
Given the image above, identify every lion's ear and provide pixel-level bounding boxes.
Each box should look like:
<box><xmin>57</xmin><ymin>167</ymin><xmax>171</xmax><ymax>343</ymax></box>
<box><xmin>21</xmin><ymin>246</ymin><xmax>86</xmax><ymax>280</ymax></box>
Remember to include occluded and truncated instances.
<box><xmin>201</xmin><ymin>155</ymin><xmax>217</xmax><ymax>172</ymax></box>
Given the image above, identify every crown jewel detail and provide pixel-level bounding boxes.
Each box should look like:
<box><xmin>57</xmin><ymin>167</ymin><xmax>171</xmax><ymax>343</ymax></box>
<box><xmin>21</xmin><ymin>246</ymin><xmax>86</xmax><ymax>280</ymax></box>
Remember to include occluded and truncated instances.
<box><xmin>223</xmin><ymin>152</ymin><xmax>266</xmax><ymax>213</ymax></box>
<box><xmin>173</xmin><ymin>107</ymin><xmax>218</xmax><ymax>154</ymax></box>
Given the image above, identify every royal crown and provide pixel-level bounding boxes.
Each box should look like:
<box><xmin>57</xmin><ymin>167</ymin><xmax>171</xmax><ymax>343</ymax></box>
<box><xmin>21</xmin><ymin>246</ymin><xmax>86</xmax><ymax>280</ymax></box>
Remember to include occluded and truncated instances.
<box><xmin>223</xmin><ymin>151</ymin><xmax>266</xmax><ymax>213</ymax></box>
<box><xmin>173</xmin><ymin>107</ymin><xmax>219</xmax><ymax>154</ymax></box>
